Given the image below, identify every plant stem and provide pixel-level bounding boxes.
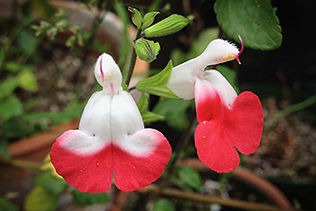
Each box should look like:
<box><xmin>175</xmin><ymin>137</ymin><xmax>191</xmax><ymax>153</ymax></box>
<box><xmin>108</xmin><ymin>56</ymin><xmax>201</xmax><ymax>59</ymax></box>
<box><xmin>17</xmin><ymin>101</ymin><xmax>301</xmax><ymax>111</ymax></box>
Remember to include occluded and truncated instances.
<box><xmin>125</xmin><ymin>29</ymin><xmax>142</xmax><ymax>87</ymax></box>
<box><xmin>139</xmin><ymin>185</ymin><xmax>288</xmax><ymax>211</ymax></box>
<box><xmin>159</xmin><ymin>110</ymin><xmax>197</xmax><ymax>190</ymax></box>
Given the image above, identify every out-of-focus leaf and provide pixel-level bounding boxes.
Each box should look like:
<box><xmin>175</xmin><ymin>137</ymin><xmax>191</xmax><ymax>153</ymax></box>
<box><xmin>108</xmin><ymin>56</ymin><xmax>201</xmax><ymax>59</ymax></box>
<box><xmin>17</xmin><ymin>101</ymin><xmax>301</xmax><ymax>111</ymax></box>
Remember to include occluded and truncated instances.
<box><xmin>137</xmin><ymin>93</ymin><xmax>164</xmax><ymax>124</ymax></box>
<box><xmin>0</xmin><ymin>139</ymin><xmax>11</xmax><ymax>160</ymax></box>
<box><xmin>178</xmin><ymin>165</ymin><xmax>202</xmax><ymax>190</ymax></box>
<box><xmin>17</xmin><ymin>69</ymin><xmax>38</xmax><ymax>92</ymax></box>
<box><xmin>17</xmin><ymin>30</ymin><xmax>38</xmax><ymax>54</ymax></box>
<box><xmin>214</xmin><ymin>0</ymin><xmax>282</xmax><ymax>50</ymax></box>
<box><xmin>72</xmin><ymin>189</ymin><xmax>108</xmax><ymax>206</ymax></box>
<box><xmin>153</xmin><ymin>98</ymin><xmax>192</xmax><ymax>131</ymax></box>
<box><xmin>0</xmin><ymin>196</ymin><xmax>19</xmax><ymax>211</ymax></box>
<box><xmin>153</xmin><ymin>198</ymin><xmax>175</xmax><ymax>211</ymax></box>
<box><xmin>35</xmin><ymin>172</ymin><xmax>67</xmax><ymax>195</ymax></box>
<box><xmin>24</xmin><ymin>186</ymin><xmax>58</xmax><ymax>211</ymax></box>
<box><xmin>0</xmin><ymin>77</ymin><xmax>19</xmax><ymax>99</ymax></box>
<box><xmin>0</xmin><ymin>96</ymin><xmax>23</xmax><ymax>121</ymax></box>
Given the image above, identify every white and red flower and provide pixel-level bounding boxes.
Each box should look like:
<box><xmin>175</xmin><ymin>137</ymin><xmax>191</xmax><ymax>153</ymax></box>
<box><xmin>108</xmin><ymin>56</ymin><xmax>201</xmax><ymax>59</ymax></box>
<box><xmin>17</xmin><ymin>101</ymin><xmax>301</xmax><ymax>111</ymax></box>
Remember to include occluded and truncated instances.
<box><xmin>166</xmin><ymin>37</ymin><xmax>264</xmax><ymax>173</ymax></box>
<box><xmin>50</xmin><ymin>53</ymin><xmax>171</xmax><ymax>193</ymax></box>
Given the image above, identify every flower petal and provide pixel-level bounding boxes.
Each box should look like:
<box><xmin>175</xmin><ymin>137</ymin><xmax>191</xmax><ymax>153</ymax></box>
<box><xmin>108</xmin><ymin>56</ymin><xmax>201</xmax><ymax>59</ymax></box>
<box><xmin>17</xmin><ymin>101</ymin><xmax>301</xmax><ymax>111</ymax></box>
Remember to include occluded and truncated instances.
<box><xmin>224</xmin><ymin>91</ymin><xmax>264</xmax><ymax>155</ymax></box>
<box><xmin>201</xmin><ymin>69</ymin><xmax>237</xmax><ymax>106</ymax></box>
<box><xmin>166</xmin><ymin>57</ymin><xmax>201</xmax><ymax>100</ymax></box>
<box><xmin>195</xmin><ymin>121</ymin><xmax>240</xmax><ymax>173</ymax></box>
<box><xmin>113</xmin><ymin>129</ymin><xmax>171</xmax><ymax>191</ymax></box>
<box><xmin>50</xmin><ymin>130</ymin><xmax>112</xmax><ymax>193</ymax></box>
<box><xmin>197</xmin><ymin>39</ymin><xmax>239</xmax><ymax>66</ymax></box>
<box><xmin>194</xmin><ymin>79</ymin><xmax>263</xmax><ymax>172</ymax></box>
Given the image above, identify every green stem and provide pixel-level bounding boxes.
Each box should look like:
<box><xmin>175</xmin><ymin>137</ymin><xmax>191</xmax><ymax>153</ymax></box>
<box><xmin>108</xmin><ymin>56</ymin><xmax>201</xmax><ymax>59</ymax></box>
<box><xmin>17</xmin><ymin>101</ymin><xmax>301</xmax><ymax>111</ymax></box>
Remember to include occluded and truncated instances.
<box><xmin>159</xmin><ymin>110</ymin><xmax>197</xmax><ymax>190</ymax></box>
<box><xmin>125</xmin><ymin>29</ymin><xmax>142</xmax><ymax>87</ymax></box>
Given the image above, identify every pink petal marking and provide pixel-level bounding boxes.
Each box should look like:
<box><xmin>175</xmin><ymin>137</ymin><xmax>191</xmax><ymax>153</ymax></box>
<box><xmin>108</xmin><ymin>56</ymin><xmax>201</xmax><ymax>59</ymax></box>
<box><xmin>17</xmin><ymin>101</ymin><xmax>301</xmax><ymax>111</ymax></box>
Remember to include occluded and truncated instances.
<box><xmin>110</xmin><ymin>82</ymin><xmax>114</xmax><ymax>96</ymax></box>
<box><xmin>194</xmin><ymin>79</ymin><xmax>263</xmax><ymax>173</ymax></box>
<box><xmin>236</xmin><ymin>35</ymin><xmax>244</xmax><ymax>65</ymax></box>
<box><xmin>100</xmin><ymin>54</ymin><xmax>105</xmax><ymax>84</ymax></box>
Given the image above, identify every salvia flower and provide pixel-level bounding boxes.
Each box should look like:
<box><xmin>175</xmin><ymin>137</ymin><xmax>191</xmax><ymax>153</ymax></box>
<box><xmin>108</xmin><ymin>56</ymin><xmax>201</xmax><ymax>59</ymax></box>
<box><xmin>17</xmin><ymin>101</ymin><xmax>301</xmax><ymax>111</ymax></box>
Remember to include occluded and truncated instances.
<box><xmin>166</xmin><ymin>37</ymin><xmax>264</xmax><ymax>173</ymax></box>
<box><xmin>50</xmin><ymin>53</ymin><xmax>171</xmax><ymax>193</ymax></box>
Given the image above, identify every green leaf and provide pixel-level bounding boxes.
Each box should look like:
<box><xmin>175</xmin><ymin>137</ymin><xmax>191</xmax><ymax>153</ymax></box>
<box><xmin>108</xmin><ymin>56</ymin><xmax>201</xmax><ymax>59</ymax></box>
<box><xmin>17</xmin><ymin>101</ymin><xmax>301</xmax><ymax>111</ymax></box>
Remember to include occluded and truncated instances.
<box><xmin>178</xmin><ymin>166</ymin><xmax>202</xmax><ymax>190</ymax></box>
<box><xmin>142</xmin><ymin>11</ymin><xmax>160</xmax><ymax>30</ymax></box>
<box><xmin>137</xmin><ymin>93</ymin><xmax>164</xmax><ymax>124</ymax></box>
<box><xmin>153</xmin><ymin>98</ymin><xmax>192</xmax><ymax>131</ymax></box>
<box><xmin>17</xmin><ymin>30</ymin><xmax>38</xmax><ymax>54</ymax></box>
<box><xmin>134</xmin><ymin>38</ymin><xmax>160</xmax><ymax>62</ymax></box>
<box><xmin>0</xmin><ymin>96</ymin><xmax>23</xmax><ymax>121</ymax></box>
<box><xmin>35</xmin><ymin>172</ymin><xmax>67</xmax><ymax>195</ymax></box>
<box><xmin>214</xmin><ymin>0</ymin><xmax>282</xmax><ymax>50</ymax></box>
<box><xmin>24</xmin><ymin>186</ymin><xmax>58</xmax><ymax>211</ymax></box>
<box><xmin>0</xmin><ymin>139</ymin><xmax>11</xmax><ymax>160</ymax></box>
<box><xmin>0</xmin><ymin>77</ymin><xmax>19</xmax><ymax>99</ymax></box>
<box><xmin>153</xmin><ymin>198</ymin><xmax>175</xmax><ymax>211</ymax></box>
<box><xmin>72</xmin><ymin>189</ymin><xmax>108</xmax><ymax>206</ymax></box>
<box><xmin>143</xmin><ymin>14</ymin><xmax>190</xmax><ymax>38</ymax></box>
<box><xmin>136</xmin><ymin>60</ymin><xmax>180</xmax><ymax>99</ymax></box>
<box><xmin>0</xmin><ymin>196</ymin><xmax>19</xmax><ymax>211</ymax></box>
<box><xmin>18</xmin><ymin>69</ymin><xmax>38</xmax><ymax>92</ymax></box>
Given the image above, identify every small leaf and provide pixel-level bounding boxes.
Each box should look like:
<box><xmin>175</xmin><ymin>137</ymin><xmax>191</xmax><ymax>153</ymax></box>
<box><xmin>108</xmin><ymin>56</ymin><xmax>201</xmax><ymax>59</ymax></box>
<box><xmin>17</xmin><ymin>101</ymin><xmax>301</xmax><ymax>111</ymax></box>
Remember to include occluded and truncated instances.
<box><xmin>24</xmin><ymin>186</ymin><xmax>58</xmax><ymax>211</ymax></box>
<box><xmin>55</xmin><ymin>19</ymin><xmax>69</xmax><ymax>29</ymax></box>
<box><xmin>72</xmin><ymin>189</ymin><xmax>108</xmax><ymax>206</ymax></box>
<box><xmin>153</xmin><ymin>198</ymin><xmax>175</xmax><ymax>211</ymax></box>
<box><xmin>214</xmin><ymin>0</ymin><xmax>282</xmax><ymax>50</ymax></box>
<box><xmin>0</xmin><ymin>196</ymin><xmax>19</xmax><ymax>211</ymax></box>
<box><xmin>0</xmin><ymin>96</ymin><xmax>23</xmax><ymax>121</ymax></box>
<box><xmin>17</xmin><ymin>69</ymin><xmax>38</xmax><ymax>92</ymax></box>
<box><xmin>0</xmin><ymin>77</ymin><xmax>19</xmax><ymax>99</ymax></box>
<box><xmin>142</xmin><ymin>11</ymin><xmax>160</xmax><ymax>30</ymax></box>
<box><xmin>35</xmin><ymin>172</ymin><xmax>67</xmax><ymax>195</ymax></box>
<box><xmin>128</xmin><ymin>7</ymin><xmax>143</xmax><ymax>29</ymax></box>
<box><xmin>178</xmin><ymin>166</ymin><xmax>202</xmax><ymax>190</ymax></box>
<box><xmin>134</xmin><ymin>38</ymin><xmax>160</xmax><ymax>62</ymax></box>
<box><xmin>66</xmin><ymin>35</ymin><xmax>76</xmax><ymax>47</ymax></box>
<box><xmin>143</xmin><ymin>14</ymin><xmax>190</xmax><ymax>38</ymax></box>
<box><xmin>137</xmin><ymin>93</ymin><xmax>164</xmax><ymax>124</ymax></box>
<box><xmin>136</xmin><ymin>60</ymin><xmax>180</xmax><ymax>99</ymax></box>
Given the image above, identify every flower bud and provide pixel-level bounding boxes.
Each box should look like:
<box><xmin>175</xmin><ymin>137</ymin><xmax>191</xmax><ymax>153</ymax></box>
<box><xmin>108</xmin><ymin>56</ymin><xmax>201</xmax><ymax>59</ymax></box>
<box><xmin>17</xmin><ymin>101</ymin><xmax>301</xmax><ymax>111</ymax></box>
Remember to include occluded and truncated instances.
<box><xmin>134</xmin><ymin>39</ymin><xmax>160</xmax><ymax>62</ymax></box>
<box><xmin>128</xmin><ymin>7</ymin><xmax>143</xmax><ymax>29</ymax></box>
<box><xmin>142</xmin><ymin>11</ymin><xmax>160</xmax><ymax>30</ymax></box>
<box><xmin>143</xmin><ymin>14</ymin><xmax>190</xmax><ymax>38</ymax></box>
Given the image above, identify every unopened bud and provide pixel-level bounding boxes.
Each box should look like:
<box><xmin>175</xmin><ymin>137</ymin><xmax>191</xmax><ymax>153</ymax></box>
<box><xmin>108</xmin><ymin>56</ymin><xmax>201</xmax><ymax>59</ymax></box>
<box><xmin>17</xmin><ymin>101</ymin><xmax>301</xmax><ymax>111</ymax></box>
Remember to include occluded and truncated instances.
<box><xmin>143</xmin><ymin>14</ymin><xmax>190</xmax><ymax>38</ymax></box>
<box><xmin>134</xmin><ymin>39</ymin><xmax>160</xmax><ymax>62</ymax></box>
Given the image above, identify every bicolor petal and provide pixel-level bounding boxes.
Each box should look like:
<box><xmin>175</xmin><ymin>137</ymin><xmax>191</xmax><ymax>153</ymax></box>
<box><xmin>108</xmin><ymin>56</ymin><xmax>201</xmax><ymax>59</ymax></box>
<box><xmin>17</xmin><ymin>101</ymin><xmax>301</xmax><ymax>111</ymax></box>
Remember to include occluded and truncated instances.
<box><xmin>166</xmin><ymin>38</ymin><xmax>241</xmax><ymax>100</ymax></box>
<box><xmin>50</xmin><ymin>53</ymin><xmax>171</xmax><ymax>193</ymax></box>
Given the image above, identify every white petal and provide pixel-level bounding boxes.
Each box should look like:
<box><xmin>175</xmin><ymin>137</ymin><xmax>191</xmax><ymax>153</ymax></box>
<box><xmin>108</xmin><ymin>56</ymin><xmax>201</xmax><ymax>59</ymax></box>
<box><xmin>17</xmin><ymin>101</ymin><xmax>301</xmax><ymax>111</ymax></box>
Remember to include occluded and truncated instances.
<box><xmin>197</xmin><ymin>39</ymin><xmax>239</xmax><ymax>66</ymax></box>
<box><xmin>166</xmin><ymin>57</ymin><xmax>201</xmax><ymax>100</ymax></box>
<box><xmin>94</xmin><ymin>53</ymin><xmax>123</xmax><ymax>95</ymax></box>
<box><xmin>79</xmin><ymin>90</ymin><xmax>111</xmax><ymax>140</ymax></box>
<box><xmin>201</xmin><ymin>70</ymin><xmax>237</xmax><ymax>106</ymax></box>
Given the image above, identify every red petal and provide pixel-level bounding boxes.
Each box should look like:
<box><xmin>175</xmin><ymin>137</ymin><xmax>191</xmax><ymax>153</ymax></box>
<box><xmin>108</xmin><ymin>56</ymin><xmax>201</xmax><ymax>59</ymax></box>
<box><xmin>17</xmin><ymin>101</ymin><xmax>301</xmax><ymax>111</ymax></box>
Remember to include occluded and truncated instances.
<box><xmin>195</xmin><ymin>120</ymin><xmax>240</xmax><ymax>173</ymax></box>
<box><xmin>224</xmin><ymin>91</ymin><xmax>264</xmax><ymax>155</ymax></box>
<box><xmin>195</xmin><ymin>79</ymin><xmax>222</xmax><ymax>123</ymax></box>
<box><xmin>50</xmin><ymin>131</ymin><xmax>112</xmax><ymax>193</ymax></box>
<box><xmin>113</xmin><ymin>129</ymin><xmax>171</xmax><ymax>191</ymax></box>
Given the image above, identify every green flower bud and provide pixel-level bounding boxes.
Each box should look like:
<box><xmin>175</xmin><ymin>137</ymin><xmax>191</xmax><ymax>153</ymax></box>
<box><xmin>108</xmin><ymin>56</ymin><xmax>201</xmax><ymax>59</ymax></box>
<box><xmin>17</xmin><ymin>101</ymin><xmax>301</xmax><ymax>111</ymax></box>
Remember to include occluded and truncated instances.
<box><xmin>142</xmin><ymin>11</ymin><xmax>160</xmax><ymax>30</ymax></box>
<box><xmin>128</xmin><ymin>7</ymin><xmax>143</xmax><ymax>29</ymax></box>
<box><xmin>134</xmin><ymin>39</ymin><xmax>160</xmax><ymax>62</ymax></box>
<box><xmin>143</xmin><ymin>14</ymin><xmax>190</xmax><ymax>38</ymax></box>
